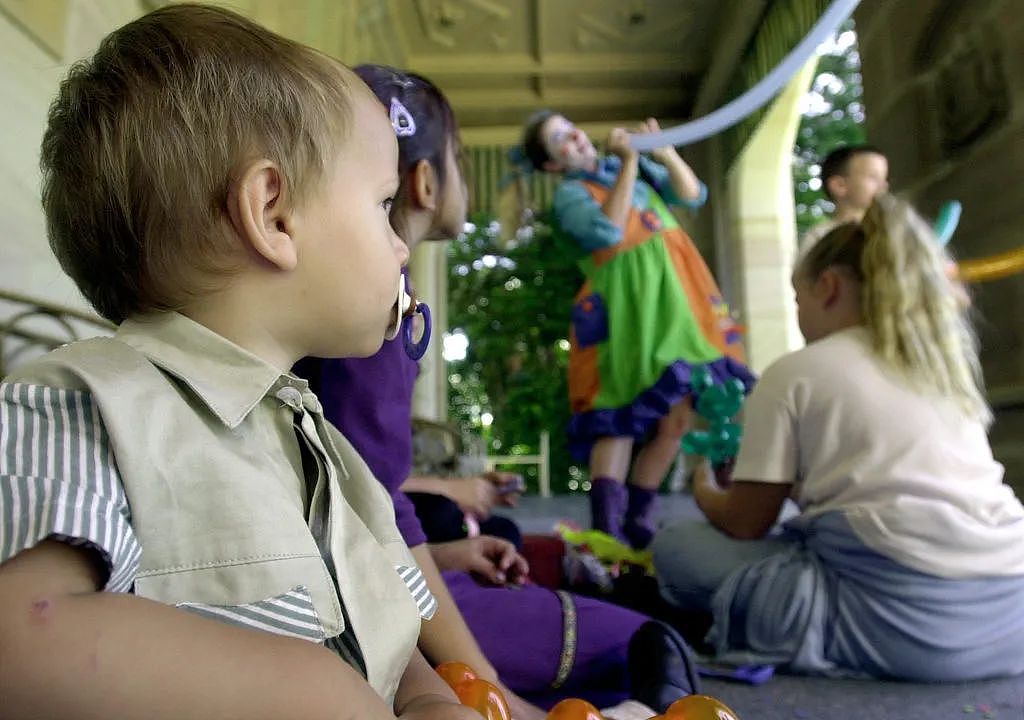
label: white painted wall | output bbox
[0,1,138,313]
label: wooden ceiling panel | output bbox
[219,0,766,144]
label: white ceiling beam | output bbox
[447,86,684,111]
[409,52,697,78]
[460,118,687,147]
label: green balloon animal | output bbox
[680,366,746,465]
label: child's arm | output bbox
[409,544,547,720]
[601,127,640,228]
[691,461,792,539]
[0,540,394,720]
[638,118,707,206]
[393,648,480,720]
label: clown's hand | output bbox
[635,118,679,164]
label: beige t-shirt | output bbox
[733,326,1024,579]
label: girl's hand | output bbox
[444,477,500,519]
[606,127,638,162]
[483,471,524,507]
[690,459,722,509]
[636,117,680,164]
[429,537,529,585]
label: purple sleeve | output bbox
[296,341,428,548]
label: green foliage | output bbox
[446,212,584,494]
[793,24,867,236]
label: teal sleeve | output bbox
[638,155,708,209]
[552,180,623,251]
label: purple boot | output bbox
[589,476,629,543]
[623,483,659,549]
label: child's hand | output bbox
[429,536,529,586]
[483,470,524,507]
[605,127,638,162]
[444,476,500,519]
[690,459,722,502]
[636,117,680,164]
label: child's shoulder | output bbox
[761,328,871,385]
[5,336,143,391]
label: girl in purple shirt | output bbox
[296,66,700,717]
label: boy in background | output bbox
[801,144,889,252]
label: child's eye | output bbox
[382,197,394,213]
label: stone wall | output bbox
[856,0,1024,493]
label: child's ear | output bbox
[818,268,843,306]
[542,159,562,173]
[228,160,297,271]
[411,158,438,211]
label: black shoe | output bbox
[627,620,701,714]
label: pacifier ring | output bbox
[402,301,432,361]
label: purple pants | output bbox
[444,571,648,709]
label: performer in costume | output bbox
[520,112,754,549]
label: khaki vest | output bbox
[9,327,420,704]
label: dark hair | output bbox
[820,144,886,201]
[800,221,867,284]
[40,3,353,323]
[521,109,556,171]
[354,65,460,221]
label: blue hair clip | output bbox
[390,97,416,137]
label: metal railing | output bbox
[485,430,551,498]
[0,289,114,376]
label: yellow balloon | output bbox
[955,246,1024,284]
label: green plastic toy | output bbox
[556,523,653,573]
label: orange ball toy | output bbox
[453,677,512,720]
[665,694,741,720]
[546,697,605,720]
[436,661,477,690]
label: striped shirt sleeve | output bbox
[0,382,140,592]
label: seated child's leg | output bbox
[651,520,795,612]
[478,515,522,550]
[406,492,469,543]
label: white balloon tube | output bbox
[630,0,861,151]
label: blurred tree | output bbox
[793,23,866,236]
[446,212,584,495]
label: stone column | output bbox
[722,58,818,373]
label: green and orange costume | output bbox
[553,155,754,460]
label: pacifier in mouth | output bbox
[385,273,432,361]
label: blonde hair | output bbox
[40,4,354,323]
[799,195,990,424]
